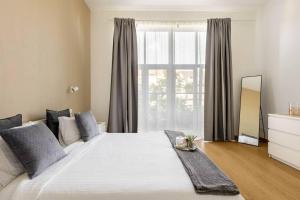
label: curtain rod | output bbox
[135,19,256,23]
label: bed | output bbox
[0,132,244,200]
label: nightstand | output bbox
[97,122,106,132]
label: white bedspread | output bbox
[0,132,243,200]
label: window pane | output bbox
[138,68,142,94]
[175,32,195,64]
[201,67,205,94]
[198,32,206,64]
[137,26,206,137]
[149,70,167,93]
[146,32,169,64]
[175,94,194,130]
[138,68,143,131]
[148,94,168,130]
[138,68,143,109]
[148,69,168,130]
[176,70,194,93]
[137,32,144,64]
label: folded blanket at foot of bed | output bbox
[164,130,240,195]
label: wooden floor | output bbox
[195,141,300,200]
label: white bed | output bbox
[0,132,244,200]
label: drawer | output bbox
[269,115,300,136]
[268,129,300,151]
[268,142,300,170]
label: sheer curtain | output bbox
[137,21,206,137]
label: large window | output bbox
[137,23,206,137]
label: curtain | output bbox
[107,18,138,133]
[204,18,234,141]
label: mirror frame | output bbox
[238,75,262,146]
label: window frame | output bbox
[138,28,205,134]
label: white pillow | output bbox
[58,117,80,146]
[0,123,33,190]
[23,119,46,126]
[0,121,47,190]
[0,137,25,188]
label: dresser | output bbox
[268,114,300,170]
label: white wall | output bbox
[257,0,300,136]
[91,10,259,135]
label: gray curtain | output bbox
[107,18,138,133]
[204,18,234,141]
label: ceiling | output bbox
[85,0,268,11]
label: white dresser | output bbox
[268,114,300,170]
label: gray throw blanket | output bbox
[164,130,240,195]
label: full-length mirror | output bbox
[238,75,262,146]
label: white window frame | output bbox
[138,28,205,135]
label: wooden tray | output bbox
[175,145,197,152]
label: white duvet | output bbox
[0,132,243,200]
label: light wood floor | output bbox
[195,141,300,200]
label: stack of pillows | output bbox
[0,110,100,190]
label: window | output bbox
[137,23,206,137]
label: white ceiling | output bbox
[85,0,268,11]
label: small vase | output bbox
[187,140,193,148]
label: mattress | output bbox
[0,132,244,200]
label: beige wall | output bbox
[256,0,300,137]
[0,0,91,121]
[90,10,259,135]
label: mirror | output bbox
[238,75,262,146]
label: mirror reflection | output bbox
[238,75,262,146]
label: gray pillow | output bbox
[75,111,99,142]
[0,114,22,131]
[46,109,71,139]
[0,123,66,178]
